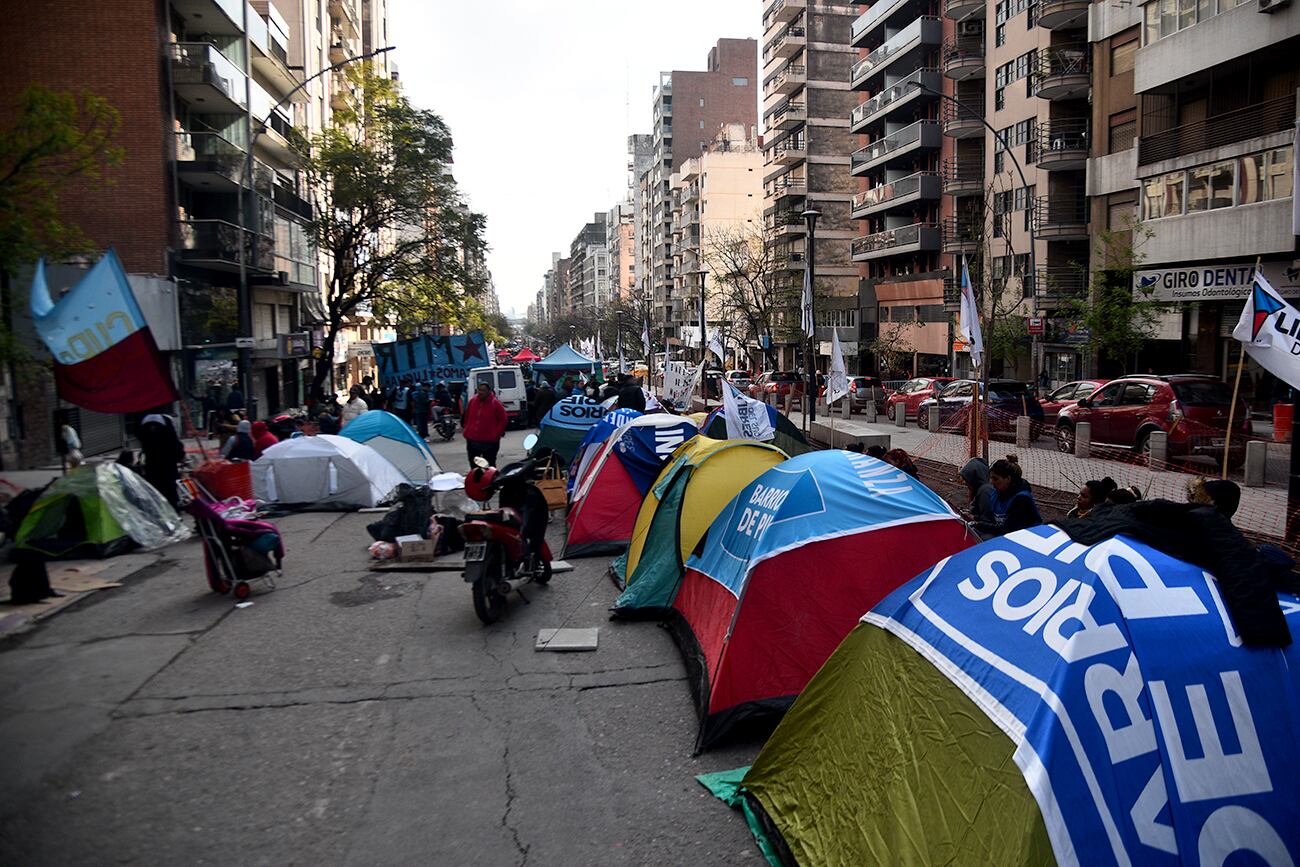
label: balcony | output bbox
[768,100,807,131]
[1037,120,1090,170]
[1038,0,1090,31]
[768,175,808,201]
[1033,46,1090,101]
[272,182,313,221]
[169,42,246,114]
[765,64,808,97]
[851,120,942,175]
[330,76,352,111]
[942,216,983,254]
[329,30,347,64]
[851,171,942,218]
[942,36,985,81]
[850,18,943,91]
[1033,195,1088,240]
[943,158,984,196]
[171,0,244,35]
[943,274,982,309]
[769,137,807,166]
[766,209,806,237]
[763,25,806,66]
[173,132,246,190]
[850,68,942,134]
[176,220,274,273]
[329,0,359,38]
[852,0,922,46]
[944,0,986,22]
[1136,96,1295,166]
[942,99,985,139]
[1035,267,1089,306]
[851,223,941,260]
[763,0,807,28]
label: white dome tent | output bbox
[252,435,407,509]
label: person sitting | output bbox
[221,420,257,461]
[844,442,865,454]
[865,444,888,460]
[250,421,279,457]
[973,455,1042,538]
[1067,478,1117,519]
[1106,485,1141,505]
[959,457,997,527]
[317,408,340,435]
[883,448,919,478]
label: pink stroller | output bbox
[184,496,284,600]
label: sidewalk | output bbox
[0,552,163,639]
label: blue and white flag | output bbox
[1232,269,1300,391]
[959,254,984,369]
[866,526,1300,867]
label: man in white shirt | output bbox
[341,385,369,427]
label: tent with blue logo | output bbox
[706,526,1300,866]
[700,405,812,456]
[563,415,699,558]
[338,410,441,483]
[568,408,642,495]
[673,449,974,749]
[534,394,606,463]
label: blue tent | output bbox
[569,408,643,494]
[534,394,606,462]
[531,343,598,373]
[338,410,441,482]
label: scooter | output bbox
[460,435,554,624]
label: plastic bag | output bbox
[367,540,398,560]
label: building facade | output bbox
[607,201,637,301]
[568,216,610,315]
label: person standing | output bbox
[531,380,558,427]
[137,411,186,507]
[342,385,369,427]
[462,381,507,467]
[391,376,413,422]
[412,381,432,438]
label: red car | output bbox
[1056,374,1250,467]
[884,377,954,421]
[748,371,804,400]
[1039,379,1108,423]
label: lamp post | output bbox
[616,309,625,375]
[802,208,821,425]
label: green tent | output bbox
[701,624,1053,866]
[16,464,190,560]
[702,408,812,458]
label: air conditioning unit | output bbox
[1259,0,1290,13]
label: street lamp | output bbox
[802,207,821,425]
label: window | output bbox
[1122,383,1155,405]
[994,150,1005,173]
[891,306,916,323]
[732,77,748,86]
[1108,110,1137,152]
[996,23,1006,46]
[1267,146,1294,200]
[995,88,1006,111]
[1094,382,1124,407]
[498,371,518,390]
[1111,40,1137,75]
[1186,160,1234,212]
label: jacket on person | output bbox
[341,397,368,426]
[251,421,279,456]
[959,458,997,526]
[1061,501,1294,647]
[222,421,257,461]
[532,385,559,421]
[462,392,507,442]
[974,478,1042,537]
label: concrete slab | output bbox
[535,627,599,652]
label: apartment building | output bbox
[567,217,610,315]
[762,0,861,370]
[642,39,759,339]
[668,124,765,349]
[848,0,955,378]
[627,133,655,302]
[1093,0,1298,387]
[607,201,637,302]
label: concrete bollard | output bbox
[862,405,877,425]
[895,406,907,428]
[1074,421,1091,459]
[1015,415,1031,448]
[1244,440,1267,487]
[1147,430,1168,466]
[927,405,940,432]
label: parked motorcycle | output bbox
[460,434,553,624]
[433,413,457,442]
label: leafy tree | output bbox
[868,321,915,377]
[299,68,487,394]
[703,222,801,370]
[1064,221,1162,374]
[0,84,124,369]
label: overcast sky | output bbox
[388,0,761,318]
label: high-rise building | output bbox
[762,0,861,370]
[643,38,759,339]
[627,133,655,302]
[568,216,610,315]
[607,201,637,301]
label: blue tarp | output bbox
[531,343,598,372]
[866,526,1300,867]
[688,450,958,598]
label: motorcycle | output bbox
[433,413,457,442]
[460,434,553,624]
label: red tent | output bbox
[512,347,541,362]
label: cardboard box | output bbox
[396,536,438,562]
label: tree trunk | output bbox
[311,320,342,398]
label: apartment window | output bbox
[891,306,916,323]
[1187,160,1234,212]
[994,150,1005,173]
[1108,110,1137,151]
[995,88,1006,111]
[1107,197,1136,229]
[1142,171,1185,219]
[1111,39,1137,75]
[732,77,748,86]
[995,23,1006,45]
[699,98,705,107]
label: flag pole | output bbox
[1222,257,1261,478]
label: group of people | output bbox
[319,376,458,439]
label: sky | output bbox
[388,0,761,319]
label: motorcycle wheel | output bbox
[472,551,507,624]
[533,558,552,585]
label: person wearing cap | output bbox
[221,420,257,461]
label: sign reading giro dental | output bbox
[866,525,1300,867]
[1133,261,1300,302]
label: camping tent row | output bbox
[703,526,1300,866]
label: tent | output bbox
[611,437,787,611]
[15,464,190,560]
[534,394,605,463]
[252,434,407,509]
[701,405,811,456]
[672,449,974,749]
[568,408,642,495]
[531,343,598,374]
[709,526,1300,866]
[563,415,699,557]
[338,410,441,483]
[511,347,541,363]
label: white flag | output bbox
[959,255,985,370]
[486,340,497,360]
[641,318,651,356]
[595,330,603,359]
[722,381,775,442]
[825,327,850,407]
[663,361,701,410]
[1232,270,1300,391]
[707,328,726,363]
[801,264,815,339]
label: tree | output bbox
[299,68,487,394]
[702,222,800,371]
[1064,220,1162,375]
[868,321,915,377]
[0,84,124,369]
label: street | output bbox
[0,430,760,866]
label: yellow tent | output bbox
[611,436,787,617]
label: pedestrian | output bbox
[532,380,558,427]
[250,420,279,456]
[137,411,186,507]
[973,455,1042,538]
[317,407,341,435]
[431,381,454,424]
[342,385,369,427]
[1066,478,1116,519]
[883,448,919,478]
[617,382,646,413]
[226,386,245,413]
[462,381,507,468]
[221,419,257,461]
[524,379,537,425]
[1038,369,1050,394]
[412,380,432,438]
[360,375,379,409]
[958,457,996,526]
[391,376,413,422]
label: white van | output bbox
[470,366,527,428]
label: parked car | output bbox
[916,379,1045,432]
[748,371,804,400]
[1039,379,1108,423]
[1055,374,1249,466]
[819,375,887,414]
[884,377,955,421]
[725,370,751,385]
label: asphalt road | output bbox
[0,429,762,865]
